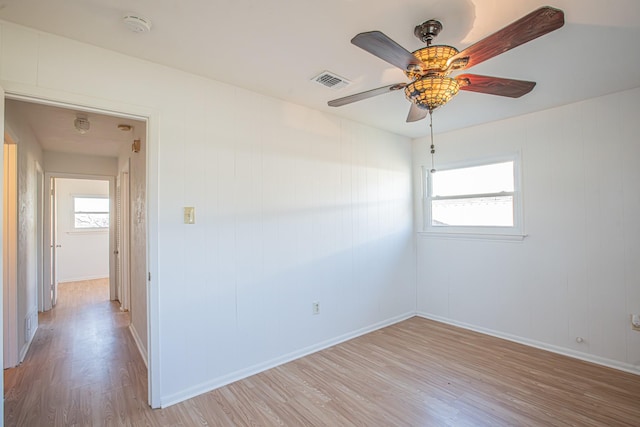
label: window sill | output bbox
[67,229,109,235]
[417,231,527,242]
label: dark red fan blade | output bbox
[351,31,423,71]
[328,83,407,107]
[457,74,536,98]
[447,6,564,70]
[406,103,428,122]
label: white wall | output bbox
[117,128,147,358]
[44,151,117,176]
[0,21,416,406]
[4,101,43,363]
[55,178,109,282]
[413,87,640,373]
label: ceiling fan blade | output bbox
[351,31,423,71]
[447,6,564,70]
[457,74,536,98]
[328,83,407,107]
[406,103,428,122]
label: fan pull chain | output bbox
[429,110,436,173]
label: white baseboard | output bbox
[129,324,148,367]
[160,311,416,408]
[417,312,640,376]
[19,310,39,364]
[18,328,35,363]
[59,274,109,283]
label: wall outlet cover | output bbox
[632,314,640,330]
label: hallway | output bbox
[4,279,148,425]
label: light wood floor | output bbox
[5,280,640,426]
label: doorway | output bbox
[48,177,111,307]
[2,96,152,402]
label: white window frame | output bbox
[72,195,110,231]
[422,154,525,240]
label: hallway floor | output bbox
[4,279,148,426]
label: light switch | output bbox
[184,207,195,224]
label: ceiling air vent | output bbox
[311,71,351,90]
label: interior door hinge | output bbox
[148,272,151,281]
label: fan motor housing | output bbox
[414,20,443,44]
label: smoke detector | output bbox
[74,114,90,134]
[123,14,152,33]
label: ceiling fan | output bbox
[328,6,565,123]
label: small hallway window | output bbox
[73,196,109,229]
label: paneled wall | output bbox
[0,21,415,405]
[159,94,415,404]
[413,87,640,373]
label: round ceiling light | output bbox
[404,76,460,111]
[123,14,152,34]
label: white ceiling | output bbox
[1,0,639,140]
[6,99,144,157]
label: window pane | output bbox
[74,197,109,213]
[75,213,110,228]
[432,196,514,227]
[432,161,514,197]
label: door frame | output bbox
[1,84,160,408]
[35,161,44,312]
[44,174,116,306]
[3,135,18,368]
[117,161,131,311]
[46,175,56,309]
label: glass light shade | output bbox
[406,45,459,80]
[405,76,460,111]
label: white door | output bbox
[115,175,121,302]
[119,166,130,311]
[49,177,59,307]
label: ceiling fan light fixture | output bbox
[407,45,459,79]
[329,6,565,123]
[405,76,460,111]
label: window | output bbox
[73,196,109,229]
[424,157,523,237]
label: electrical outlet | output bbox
[312,301,320,315]
[632,314,640,331]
